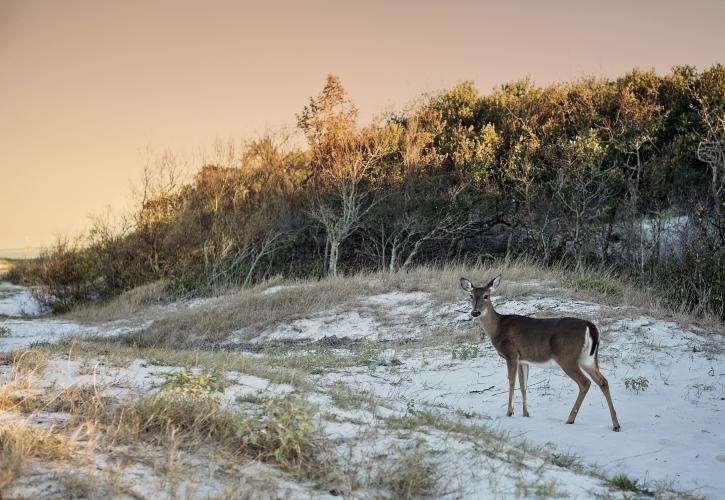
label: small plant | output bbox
[158,370,228,398]
[0,326,9,338]
[451,344,479,360]
[624,376,650,394]
[548,451,582,470]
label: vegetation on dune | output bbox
[0,351,332,493]
[5,65,724,317]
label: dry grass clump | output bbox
[0,383,108,417]
[374,442,444,499]
[65,279,170,323]
[0,351,52,413]
[105,392,223,444]
[0,354,108,417]
[4,350,50,378]
[0,422,84,490]
[48,384,109,419]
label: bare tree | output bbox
[133,148,187,274]
[366,208,471,273]
[309,133,387,276]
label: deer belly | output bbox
[520,359,558,368]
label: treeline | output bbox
[10,65,725,317]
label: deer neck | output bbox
[477,302,501,339]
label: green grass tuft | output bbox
[568,275,624,298]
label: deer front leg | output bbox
[506,358,517,417]
[518,363,530,417]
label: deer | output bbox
[460,276,621,432]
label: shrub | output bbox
[29,239,101,313]
[229,398,320,475]
[107,392,330,479]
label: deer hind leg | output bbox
[506,359,517,417]
[559,362,591,425]
[518,363,530,417]
[581,363,621,432]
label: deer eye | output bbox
[483,294,489,299]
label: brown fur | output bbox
[461,276,621,432]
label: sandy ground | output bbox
[1,278,723,498]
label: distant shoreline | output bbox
[0,248,42,259]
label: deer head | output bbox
[460,276,501,317]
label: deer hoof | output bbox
[613,425,621,432]
[566,419,575,425]
[506,410,514,417]
[523,411,530,417]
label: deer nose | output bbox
[471,309,481,317]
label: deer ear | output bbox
[490,276,501,290]
[460,278,473,292]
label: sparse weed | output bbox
[548,451,583,470]
[624,376,650,394]
[515,476,565,499]
[0,326,10,338]
[116,276,384,349]
[329,382,377,412]
[235,392,268,406]
[58,471,96,498]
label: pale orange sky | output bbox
[1,0,723,253]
